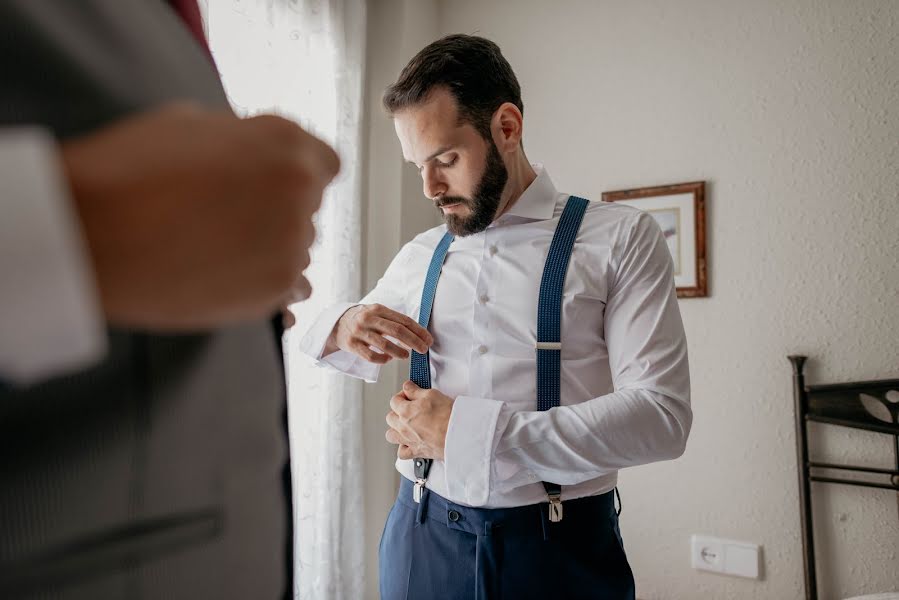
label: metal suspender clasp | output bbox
[413,458,430,503]
[547,490,563,522]
[413,479,426,503]
[535,341,562,351]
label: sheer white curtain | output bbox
[202,1,367,598]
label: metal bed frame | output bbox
[789,356,899,600]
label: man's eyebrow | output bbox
[406,145,455,166]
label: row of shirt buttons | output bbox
[473,242,497,357]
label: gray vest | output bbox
[0,2,289,598]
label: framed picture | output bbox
[602,181,707,298]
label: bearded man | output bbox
[299,34,692,600]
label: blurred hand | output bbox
[282,306,297,330]
[61,103,339,330]
[327,303,432,364]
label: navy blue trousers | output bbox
[379,478,635,600]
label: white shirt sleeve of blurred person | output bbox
[0,128,106,385]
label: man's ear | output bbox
[492,102,523,152]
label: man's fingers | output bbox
[361,330,407,359]
[298,218,316,250]
[373,306,433,349]
[349,340,390,364]
[379,338,409,359]
[371,317,428,354]
[247,113,340,178]
[286,119,341,181]
[401,380,424,398]
[303,133,341,180]
[385,428,404,445]
[281,306,296,329]
[276,276,310,328]
[389,393,409,414]
[245,113,304,144]
[356,331,406,360]
[286,274,312,304]
[341,303,432,364]
[385,430,415,460]
[245,115,339,222]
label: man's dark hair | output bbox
[383,34,523,140]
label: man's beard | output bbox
[434,142,508,237]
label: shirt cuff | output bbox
[0,128,106,384]
[295,302,381,383]
[443,395,505,506]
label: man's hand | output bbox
[282,306,297,329]
[385,381,454,460]
[61,102,339,330]
[327,304,433,364]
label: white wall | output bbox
[431,1,898,599]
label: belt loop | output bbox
[414,487,429,525]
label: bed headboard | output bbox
[788,355,899,600]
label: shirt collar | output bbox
[497,164,559,224]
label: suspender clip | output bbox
[547,491,563,522]
[535,341,562,351]
[413,478,427,503]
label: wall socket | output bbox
[691,535,760,579]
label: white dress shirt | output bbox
[0,129,106,384]
[299,165,691,508]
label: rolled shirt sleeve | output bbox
[0,128,106,384]
[445,210,692,502]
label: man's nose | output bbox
[422,165,447,200]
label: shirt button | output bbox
[448,510,461,522]
[477,345,488,355]
[478,294,489,304]
[489,245,498,256]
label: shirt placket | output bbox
[469,232,497,400]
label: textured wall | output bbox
[433,1,899,599]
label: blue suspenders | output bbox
[535,195,589,520]
[409,232,454,503]
[409,196,591,521]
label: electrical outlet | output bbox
[691,535,760,579]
